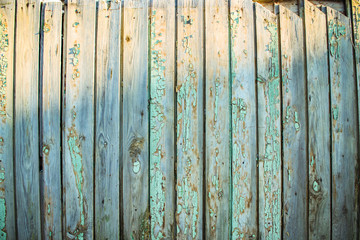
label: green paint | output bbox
[150,10,167,239]
[214,78,220,122]
[43,23,50,33]
[0,13,9,123]
[332,106,339,120]
[69,43,80,80]
[73,22,79,27]
[284,106,300,131]
[313,180,320,192]
[0,198,6,239]
[67,122,85,239]
[328,19,346,59]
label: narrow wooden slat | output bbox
[205,0,230,239]
[149,0,175,239]
[95,1,121,239]
[15,0,41,239]
[122,0,149,238]
[0,1,15,239]
[279,5,307,239]
[326,7,358,239]
[255,3,281,239]
[40,2,62,239]
[176,0,204,238]
[63,0,96,239]
[229,0,257,238]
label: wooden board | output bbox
[176,0,204,238]
[15,0,41,239]
[279,5,307,239]
[205,0,230,238]
[326,7,358,239]
[149,0,175,239]
[304,1,331,239]
[95,1,121,239]
[40,2,63,239]
[0,1,15,239]
[63,0,96,239]
[255,3,281,239]
[122,0,149,239]
[229,0,257,238]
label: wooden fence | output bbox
[0,0,359,239]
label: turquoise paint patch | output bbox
[328,19,346,59]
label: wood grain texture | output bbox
[176,0,204,239]
[63,0,96,239]
[95,1,121,239]
[205,0,230,239]
[40,2,63,239]
[304,1,331,239]
[326,7,358,239]
[229,0,257,238]
[279,5,307,239]
[122,0,149,239]
[0,1,15,239]
[15,0,41,239]
[255,3,282,239]
[149,0,175,239]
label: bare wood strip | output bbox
[0,1,15,239]
[279,5,307,239]
[94,1,121,239]
[176,0,204,238]
[40,2,63,239]
[149,0,176,239]
[229,0,258,238]
[326,7,358,239]
[63,0,96,239]
[255,3,282,239]
[15,0,41,238]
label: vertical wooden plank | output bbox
[255,3,281,239]
[40,2,62,239]
[63,0,96,239]
[176,0,204,238]
[304,1,331,239]
[229,0,257,238]
[95,1,121,239]
[205,0,230,239]
[123,0,149,239]
[279,5,307,239]
[15,0,41,239]
[326,7,358,239]
[0,1,15,239]
[149,0,175,239]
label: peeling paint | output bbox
[284,105,300,131]
[149,9,167,240]
[43,23,50,33]
[69,42,80,80]
[129,136,144,175]
[0,13,9,123]
[328,19,346,59]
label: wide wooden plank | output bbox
[279,5,307,239]
[149,0,175,239]
[176,0,204,238]
[205,0,230,238]
[304,1,331,239]
[15,0,41,239]
[255,3,281,239]
[40,2,63,239]
[0,1,15,239]
[229,0,257,238]
[63,0,96,239]
[122,0,149,239]
[95,1,121,239]
[326,7,358,239]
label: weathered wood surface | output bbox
[149,0,175,239]
[15,0,41,239]
[255,3,281,239]
[326,7,358,239]
[205,0,230,239]
[0,1,15,239]
[229,0,257,238]
[279,5,307,239]
[63,0,96,239]
[122,0,149,239]
[40,2,62,239]
[304,1,331,239]
[95,1,121,239]
[176,0,204,239]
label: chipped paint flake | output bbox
[0,14,9,123]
